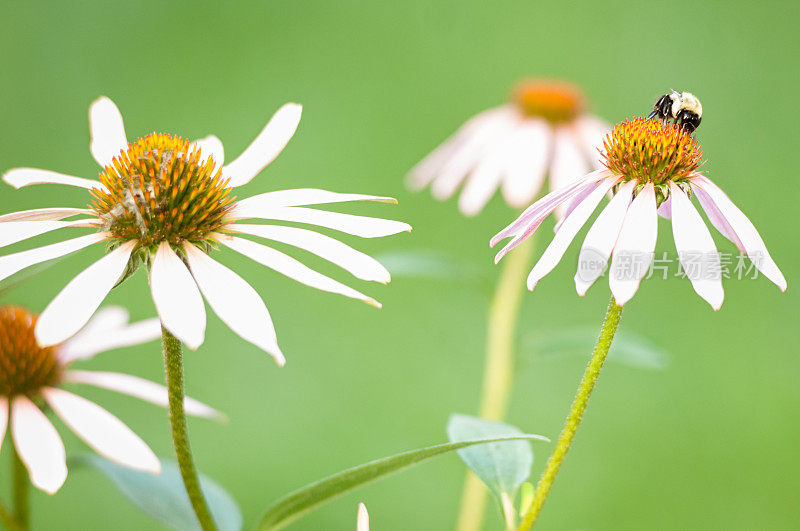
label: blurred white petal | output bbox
[59,318,161,363]
[500,119,551,208]
[10,396,67,494]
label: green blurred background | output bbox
[1,1,798,529]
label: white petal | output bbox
[183,243,284,365]
[10,396,67,494]
[0,207,92,223]
[357,503,369,531]
[549,125,590,194]
[3,168,105,191]
[575,180,636,296]
[230,206,411,238]
[670,182,724,310]
[0,397,7,456]
[500,119,551,208]
[0,219,97,249]
[691,176,785,291]
[573,115,611,170]
[150,242,206,349]
[527,178,617,290]
[223,103,302,187]
[42,388,159,474]
[234,189,397,213]
[692,182,743,250]
[406,122,472,191]
[59,318,162,363]
[553,179,605,233]
[609,182,658,305]
[35,241,135,347]
[64,370,224,420]
[0,232,108,284]
[457,125,520,216]
[430,106,519,200]
[218,234,379,307]
[227,224,389,283]
[190,135,225,167]
[89,97,128,168]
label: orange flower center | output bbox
[0,306,61,397]
[602,117,703,185]
[89,133,236,250]
[511,80,585,122]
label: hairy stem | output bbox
[456,236,536,531]
[517,297,623,530]
[162,326,217,531]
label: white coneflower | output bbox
[0,305,218,494]
[1,97,411,365]
[407,79,609,216]
[492,117,786,308]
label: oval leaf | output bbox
[447,414,533,505]
[257,434,548,530]
[72,454,242,531]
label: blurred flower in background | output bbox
[407,79,609,216]
[0,97,411,365]
[0,305,219,493]
[492,117,787,308]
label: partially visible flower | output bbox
[0,305,219,493]
[407,79,610,216]
[1,98,411,364]
[491,117,786,308]
[357,503,369,531]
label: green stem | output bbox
[12,442,28,530]
[162,326,218,531]
[517,296,623,530]
[455,236,536,531]
[0,500,21,531]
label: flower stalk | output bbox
[162,326,217,531]
[517,296,623,530]
[12,442,29,530]
[456,235,536,531]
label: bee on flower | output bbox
[491,117,786,309]
[0,305,219,494]
[407,79,610,216]
[0,97,411,364]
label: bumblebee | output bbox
[647,90,702,133]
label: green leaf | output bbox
[372,249,487,284]
[257,434,549,531]
[524,327,669,370]
[72,454,242,531]
[447,414,533,508]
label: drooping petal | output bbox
[691,175,786,290]
[233,189,397,214]
[231,206,411,238]
[527,178,617,290]
[183,243,284,365]
[58,318,161,363]
[223,103,302,187]
[42,388,159,474]
[190,135,225,167]
[406,122,472,191]
[0,397,7,454]
[670,182,724,310]
[0,232,108,283]
[692,182,743,250]
[35,241,135,347]
[0,207,92,223]
[3,168,105,191]
[549,125,590,194]
[218,234,379,307]
[228,224,390,283]
[575,180,636,296]
[150,242,206,349]
[609,182,658,305]
[500,119,551,208]
[457,125,519,216]
[573,115,611,170]
[430,107,519,200]
[0,219,97,249]
[10,396,67,494]
[89,97,128,168]
[357,503,369,531]
[63,370,223,420]
[491,169,609,248]
[554,178,606,232]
